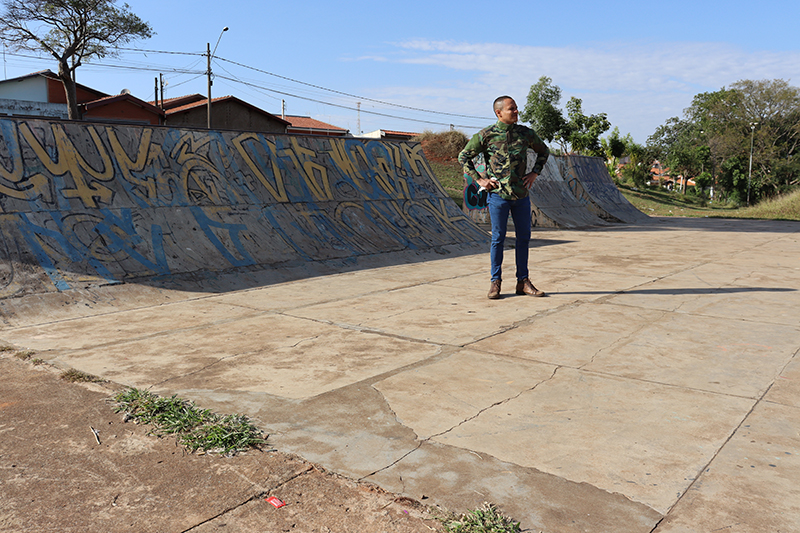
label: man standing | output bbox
[459,96,550,299]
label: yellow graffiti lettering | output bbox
[232,133,288,203]
[106,127,157,200]
[407,198,471,240]
[0,126,50,202]
[334,201,409,245]
[28,123,115,207]
[19,123,69,175]
[384,200,422,239]
[373,154,409,199]
[0,172,49,203]
[401,142,428,176]
[286,138,332,202]
[171,132,226,204]
[326,140,372,194]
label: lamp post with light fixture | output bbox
[207,26,229,129]
[747,122,757,206]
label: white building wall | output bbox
[0,99,69,118]
[0,77,49,102]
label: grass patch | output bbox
[438,502,521,533]
[620,185,800,220]
[61,368,106,383]
[14,350,36,361]
[422,152,800,222]
[427,159,465,208]
[113,388,266,455]
[734,188,800,220]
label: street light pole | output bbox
[747,122,757,206]
[207,26,229,129]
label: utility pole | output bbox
[207,27,229,130]
[357,102,361,135]
[206,42,212,129]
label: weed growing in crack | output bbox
[61,368,106,383]
[438,502,522,533]
[14,350,36,361]
[113,388,266,456]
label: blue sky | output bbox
[4,0,800,143]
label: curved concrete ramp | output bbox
[560,155,650,224]
[0,118,488,298]
[462,154,607,228]
[528,156,607,228]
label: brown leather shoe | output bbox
[516,278,545,297]
[488,279,501,299]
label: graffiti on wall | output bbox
[0,118,487,294]
[560,155,649,224]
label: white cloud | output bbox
[374,39,800,142]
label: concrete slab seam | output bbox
[179,463,315,533]
[360,366,561,483]
[18,309,278,358]
[652,375,785,531]
[280,312,450,349]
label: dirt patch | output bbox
[0,355,441,532]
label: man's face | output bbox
[496,98,519,124]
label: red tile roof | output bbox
[382,130,418,138]
[81,93,165,116]
[283,115,347,133]
[164,95,290,125]
[154,94,206,110]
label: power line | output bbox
[214,55,488,121]
[213,73,484,129]
[4,48,489,129]
[118,46,489,121]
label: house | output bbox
[282,115,349,137]
[361,129,418,141]
[0,70,107,119]
[81,92,165,126]
[162,94,290,133]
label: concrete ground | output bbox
[1,216,799,532]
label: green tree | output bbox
[647,79,800,203]
[519,76,565,144]
[0,0,153,119]
[600,126,627,179]
[619,141,652,189]
[521,76,610,155]
[563,96,610,156]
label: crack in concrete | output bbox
[578,309,671,370]
[360,366,561,482]
[650,346,800,533]
[151,351,250,389]
[180,464,315,532]
[426,365,561,441]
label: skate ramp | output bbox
[462,153,607,228]
[560,154,650,223]
[0,117,488,298]
[528,156,607,228]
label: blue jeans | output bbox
[487,193,531,282]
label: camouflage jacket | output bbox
[458,121,550,200]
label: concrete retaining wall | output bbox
[0,118,488,298]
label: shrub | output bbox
[414,130,469,162]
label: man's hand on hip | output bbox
[523,172,538,189]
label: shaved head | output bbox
[493,95,513,113]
